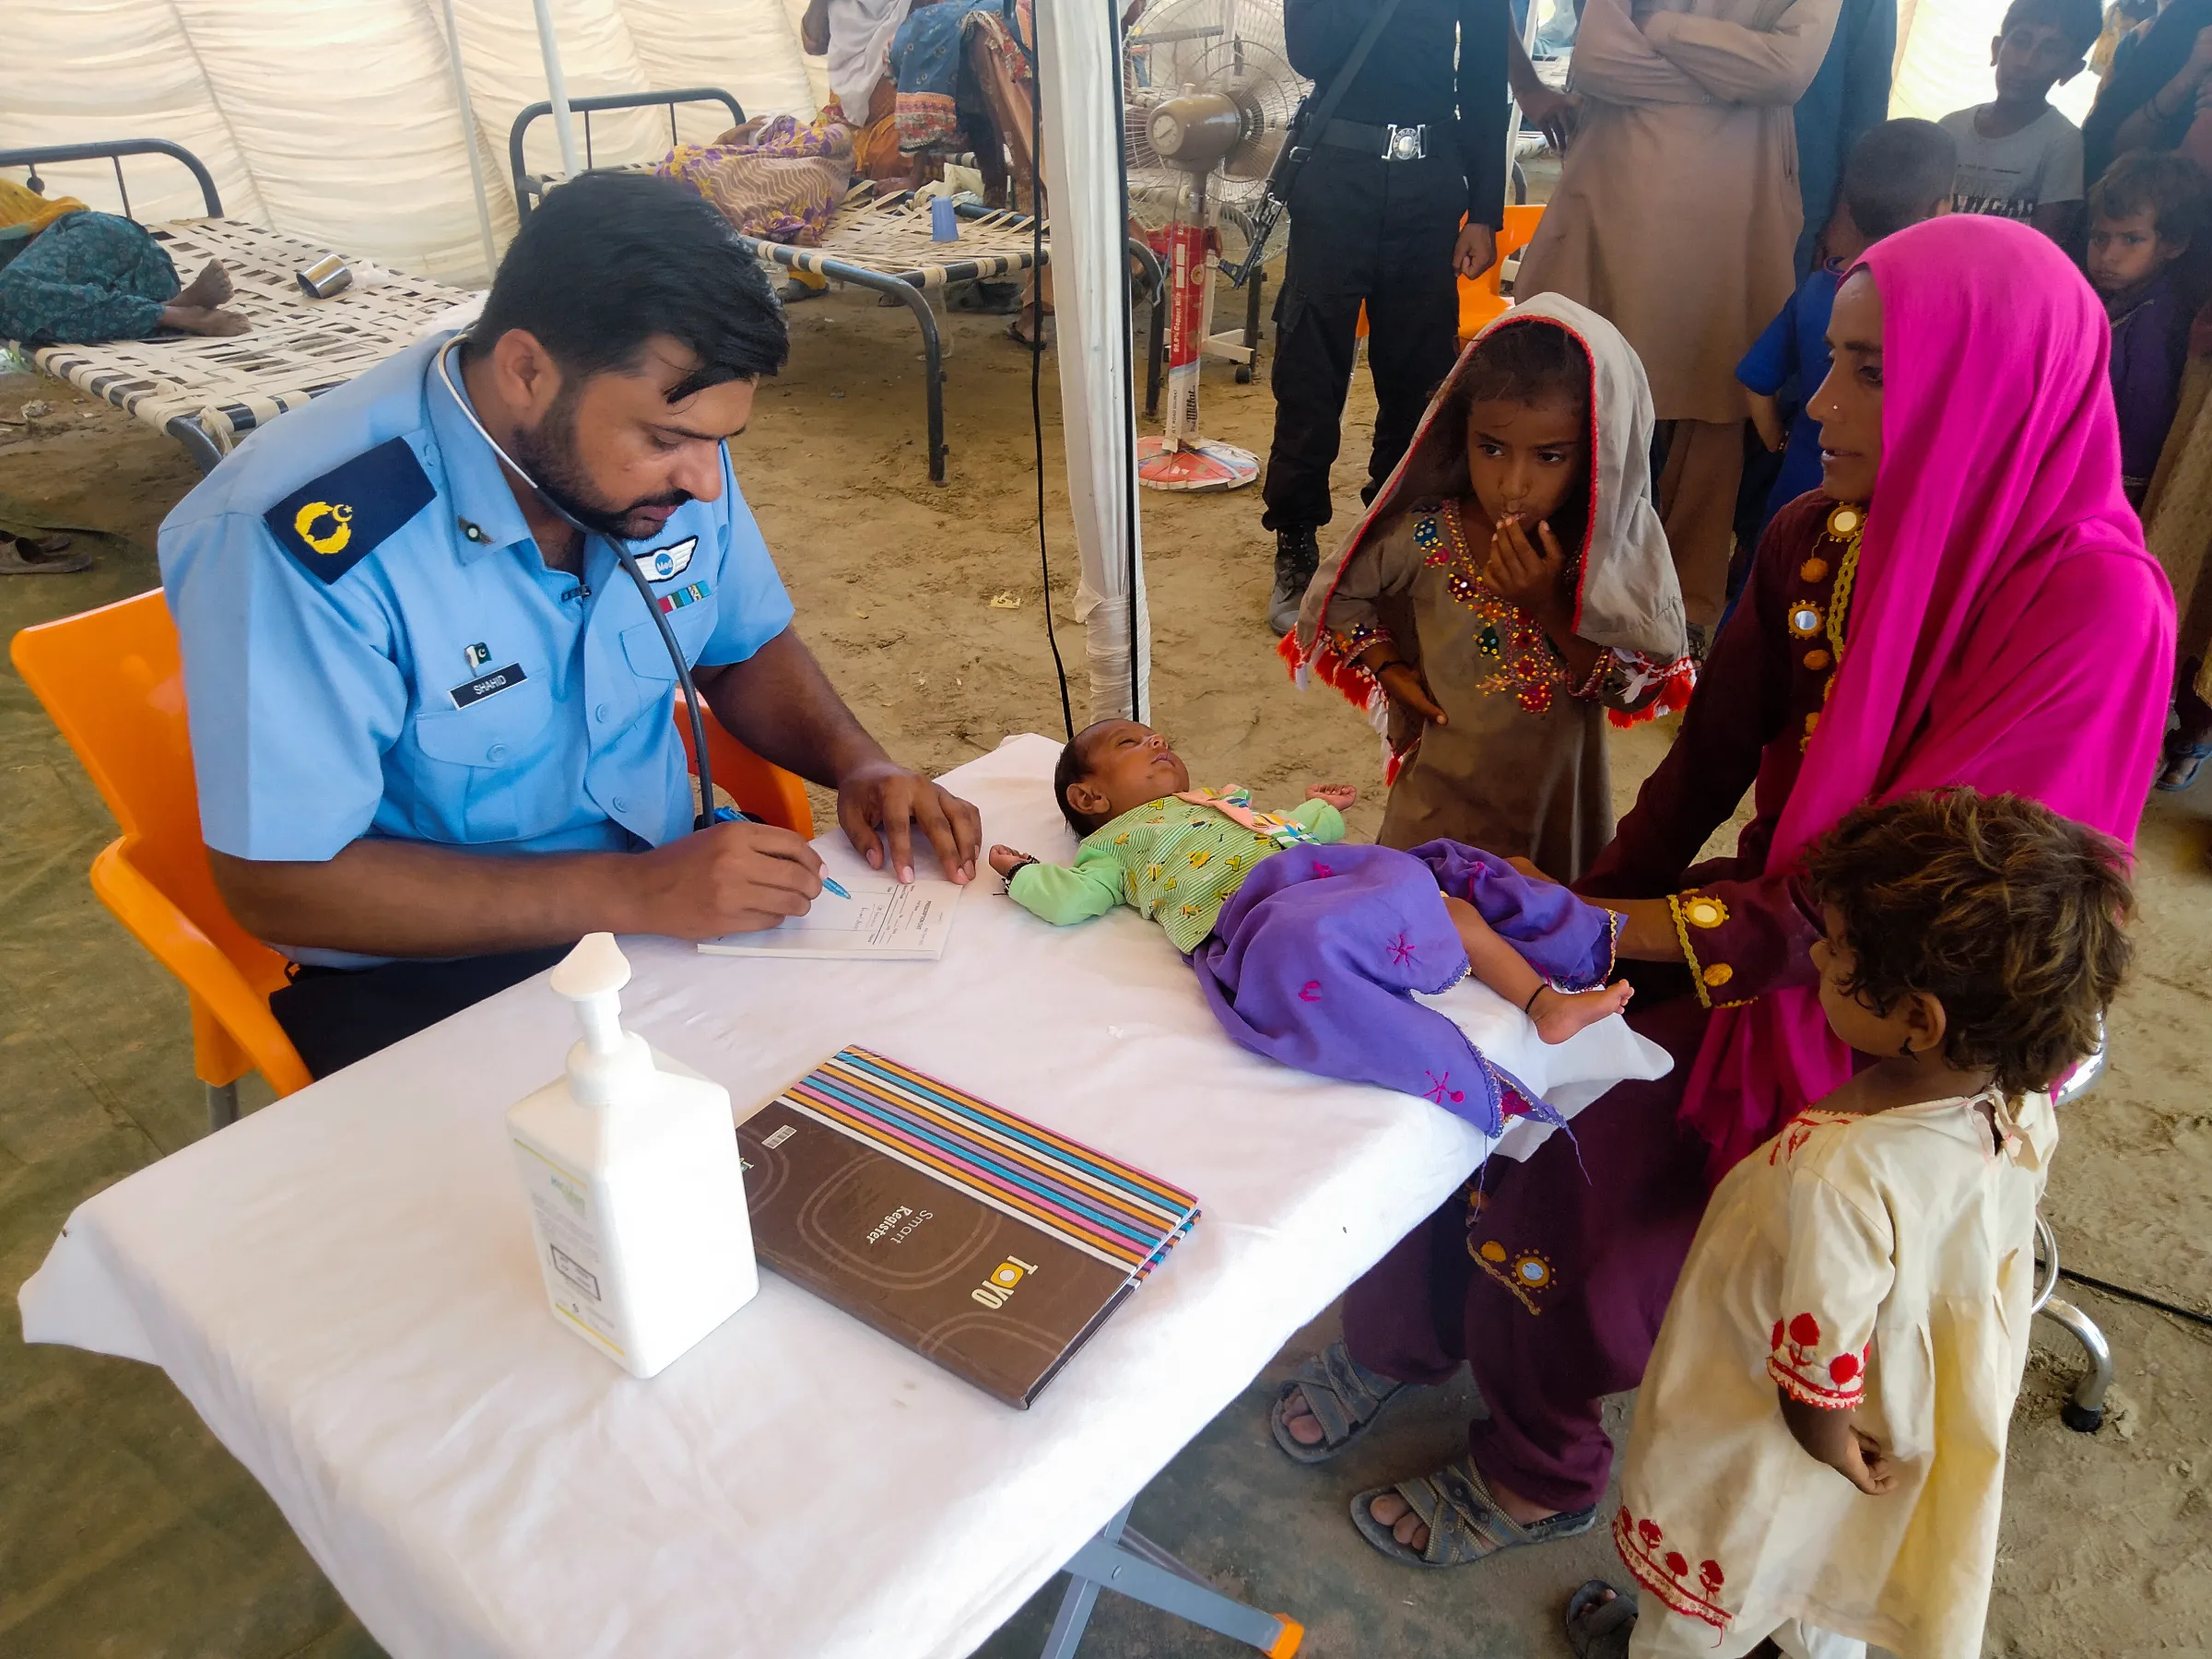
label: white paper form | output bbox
[694,877,964,960]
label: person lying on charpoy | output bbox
[986,720,1633,1135]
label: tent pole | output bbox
[437,0,500,279]
[530,0,585,181]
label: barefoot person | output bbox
[0,180,248,343]
[990,721,1631,1132]
[159,174,980,1079]
[1273,215,2171,1572]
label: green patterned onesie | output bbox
[1007,789,1347,953]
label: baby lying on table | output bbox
[987,721,1631,1134]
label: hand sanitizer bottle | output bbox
[507,934,759,1377]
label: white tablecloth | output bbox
[21,735,1668,1659]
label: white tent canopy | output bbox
[2,0,821,287]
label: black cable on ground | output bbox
[2056,1266,2212,1332]
[1013,0,1076,742]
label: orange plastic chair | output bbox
[13,590,814,1133]
[1351,203,1547,347]
[1456,203,1547,342]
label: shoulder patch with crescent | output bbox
[264,437,436,584]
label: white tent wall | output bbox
[1891,0,2099,124]
[5,0,818,288]
[1038,0,1152,724]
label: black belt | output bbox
[1315,118,1434,159]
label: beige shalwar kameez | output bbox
[1516,0,1844,625]
[1616,1089,2054,1659]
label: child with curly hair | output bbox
[1567,789,2132,1659]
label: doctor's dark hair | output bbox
[471,172,788,399]
[1843,120,1959,244]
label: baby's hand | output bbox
[988,844,1033,878]
[1306,783,1359,811]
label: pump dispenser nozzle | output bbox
[550,934,650,1105]
[552,933,632,1055]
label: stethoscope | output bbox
[436,335,719,832]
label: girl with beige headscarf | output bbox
[1285,293,1694,881]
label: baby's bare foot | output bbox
[1529,981,1631,1044]
[176,260,234,309]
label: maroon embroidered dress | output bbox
[1338,490,1855,1512]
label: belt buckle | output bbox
[1382,124,1427,161]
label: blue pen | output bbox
[822,876,853,900]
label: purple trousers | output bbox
[1189,841,1618,1136]
[1341,991,1714,1512]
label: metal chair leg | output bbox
[1040,1502,1302,1657]
[2038,1297,2113,1433]
[2032,1212,2113,1432]
[206,1080,239,1133]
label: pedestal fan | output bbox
[1124,1,1303,491]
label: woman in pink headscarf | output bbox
[1271,215,2172,1572]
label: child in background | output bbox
[1283,294,1691,883]
[2087,149,2208,506]
[1939,0,2104,241]
[1563,790,2132,1659]
[988,720,1633,1133]
[1737,121,1957,555]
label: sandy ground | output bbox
[2,276,2209,1656]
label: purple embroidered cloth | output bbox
[1189,841,1617,1135]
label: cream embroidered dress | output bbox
[1614,1089,2055,1658]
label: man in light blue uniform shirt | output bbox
[159,174,980,1077]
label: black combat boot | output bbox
[1268,524,1321,636]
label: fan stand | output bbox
[1138,176,1260,492]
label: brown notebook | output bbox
[736,1047,1200,1408]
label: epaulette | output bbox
[264,437,436,583]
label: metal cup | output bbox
[296,254,352,299]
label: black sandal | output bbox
[1565,1580,1637,1657]
[1267,1338,1407,1464]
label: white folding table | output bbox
[20,735,1667,1659]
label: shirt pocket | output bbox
[410,673,557,844]
[618,604,719,684]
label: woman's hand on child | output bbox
[988,844,1032,878]
[1305,783,1359,811]
[1483,515,1570,621]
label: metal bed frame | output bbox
[0,139,477,472]
[506,88,1166,485]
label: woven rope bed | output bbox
[28,218,477,473]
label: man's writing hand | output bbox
[840,759,983,885]
[631,820,824,937]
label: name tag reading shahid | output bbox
[449,663,528,710]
